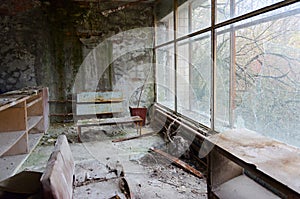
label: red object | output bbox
[129,107,147,126]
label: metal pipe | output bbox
[48,100,74,103]
[155,106,207,140]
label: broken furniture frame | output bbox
[0,88,49,157]
[207,129,300,199]
[0,135,75,199]
[75,91,143,142]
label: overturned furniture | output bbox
[0,135,74,199]
[40,135,75,198]
[75,91,143,142]
[0,134,133,198]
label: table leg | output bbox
[139,121,142,136]
[77,126,82,143]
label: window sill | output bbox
[208,128,300,197]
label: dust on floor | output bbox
[21,123,207,199]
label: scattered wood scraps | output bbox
[149,148,204,179]
[112,131,158,143]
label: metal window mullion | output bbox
[217,7,300,36]
[188,2,193,111]
[229,0,236,128]
[154,27,212,49]
[174,0,178,112]
[153,6,158,104]
[215,0,299,29]
[211,0,217,131]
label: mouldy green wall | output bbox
[0,0,154,122]
[0,1,51,93]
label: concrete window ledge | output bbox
[207,129,300,198]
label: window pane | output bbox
[176,34,211,126]
[217,0,283,23]
[156,45,175,110]
[177,41,190,114]
[178,2,189,38]
[216,31,231,131]
[191,0,211,32]
[191,34,211,127]
[155,1,174,45]
[216,3,300,147]
[177,0,211,37]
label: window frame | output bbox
[154,0,299,133]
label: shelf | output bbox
[213,175,280,199]
[0,131,27,157]
[0,96,28,112]
[26,96,42,108]
[0,88,48,168]
[27,116,43,131]
[0,133,43,181]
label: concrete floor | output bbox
[20,123,207,199]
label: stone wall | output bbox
[0,0,155,122]
[0,0,50,93]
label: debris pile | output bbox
[167,135,190,159]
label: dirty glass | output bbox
[156,45,175,110]
[176,0,211,38]
[216,3,300,147]
[215,30,230,130]
[217,0,282,23]
[177,2,189,38]
[177,40,190,113]
[176,34,211,126]
[155,0,174,45]
[191,0,211,32]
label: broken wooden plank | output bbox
[119,177,132,199]
[112,131,157,143]
[109,194,121,199]
[75,176,118,187]
[150,148,204,179]
[40,135,75,199]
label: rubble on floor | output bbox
[21,123,208,198]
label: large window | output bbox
[155,0,300,148]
